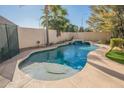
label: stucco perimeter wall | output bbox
[74,32,111,41]
[48,30,73,44]
[18,27,73,49]
[18,27,111,49]
[18,27,46,49]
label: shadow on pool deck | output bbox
[0,42,70,88]
[0,48,33,87]
[0,57,18,87]
[88,62,124,81]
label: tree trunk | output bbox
[57,30,61,37]
[45,5,49,46]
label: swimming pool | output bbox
[19,41,97,80]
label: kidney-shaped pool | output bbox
[19,41,97,80]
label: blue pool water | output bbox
[19,41,97,80]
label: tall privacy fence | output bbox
[18,27,73,49]
[18,27,111,49]
[0,24,19,63]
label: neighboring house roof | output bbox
[0,16,16,25]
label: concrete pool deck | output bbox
[0,41,124,88]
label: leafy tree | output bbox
[65,24,78,32]
[84,27,92,32]
[109,6,124,38]
[87,5,124,38]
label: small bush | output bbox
[36,40,40,47]
[110,38,124,50]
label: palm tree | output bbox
[41,5,68,44]
[48,16,69,36]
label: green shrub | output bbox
[110,38,124,50]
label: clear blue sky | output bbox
[0,5,91,28]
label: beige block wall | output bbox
[18,27,46,49]
[18,27,111,49]
[18,27,73,49]
[49,30,73,44]
[74,32,111,41]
